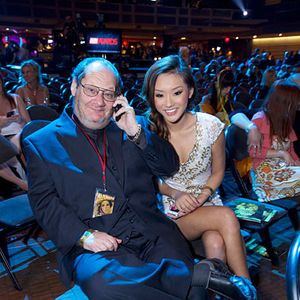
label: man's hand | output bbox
[112,95,139,137]
[83,231,122,252]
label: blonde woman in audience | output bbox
[142,55,251,280]
[16,59,49,106]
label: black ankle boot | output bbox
[192,258,256,300]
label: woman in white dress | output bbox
[0,74,30,190]
[142,55,251,280]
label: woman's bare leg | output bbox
[202,230,226,262]
[0,164,28,191]
[175,206,250,279]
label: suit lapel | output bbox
[106,121,125,190]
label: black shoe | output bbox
[192,258,256,300]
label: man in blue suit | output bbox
[23,58,255,299]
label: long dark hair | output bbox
[210,68,234,112]
[263,79,300,142]
[0,74,16,109]
[141,55,197,140]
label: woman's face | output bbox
[220,86,231,97]
[101,200,112,214]
[153,72,193,124]
[22,65,37,83]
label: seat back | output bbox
[225,124,252,198]
[234,91,253,108]
[26,104,59,121]
[20,120,51,149]
[225,124,249,161]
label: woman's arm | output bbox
[206,131,225,191]
[230,112,262,155]
[196,131,225,206]
[16,95,30,124]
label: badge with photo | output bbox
[93,188,115,217]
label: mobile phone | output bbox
[6,111,15,117]
[113,104,125,122]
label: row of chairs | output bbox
[0,120,51,290]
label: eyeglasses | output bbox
[80,82,118,102]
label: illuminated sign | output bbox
[85,29,122,53]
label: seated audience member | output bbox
[236,63,249,82]
[249,80,300,201]
[179,46,191,67]
[256,67,277,100]
[0,73,30,190]
[201,68,235,126]
[142,55,252,281]
[23,57,256,300]
[16,59,49,106]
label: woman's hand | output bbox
[173,190,199,215]
[196,191,211,207]
[0,114,19,128]
[0,115,10,128]
[247,126,262,156]
[279,150,298,166]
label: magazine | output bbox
[227,200,277,223]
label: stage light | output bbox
[243,10,248,16]
[253,35,257,39]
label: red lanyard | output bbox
[72,115,107,191]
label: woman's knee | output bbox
[220,207,241,232]
[202,231,225,254]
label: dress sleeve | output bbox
[205,114,225,145]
